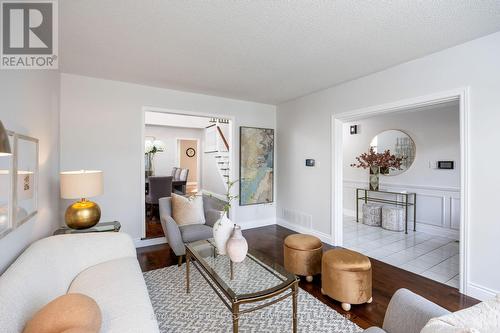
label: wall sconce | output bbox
[350,125,358,135]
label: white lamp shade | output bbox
[60,170,103,199]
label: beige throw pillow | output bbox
[171,193,206,226]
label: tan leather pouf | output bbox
[321,248,372,311]
[283,234,322,282]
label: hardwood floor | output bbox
[145,216,164,238]
[137,224,479,329]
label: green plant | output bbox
[207,178,239,215]
[223,179,239,214]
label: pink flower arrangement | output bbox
[351,147,403,173]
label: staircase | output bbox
[206,123,231,192]
[214,151,230,190]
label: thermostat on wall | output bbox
[305,159,315,167]
[437,161,454,169]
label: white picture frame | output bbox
[13,133,39,227]
[0,131,15,239]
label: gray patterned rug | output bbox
[143,265,362,333]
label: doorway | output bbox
[141,108,235,242]
[331,88,470,294]
[177,138,200,195]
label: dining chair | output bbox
[145,176,173,220]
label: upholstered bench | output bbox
[321,248,372,311]
[283,234,323,282]
[362,203,382,226]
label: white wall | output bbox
[277,31,500,299]
[343,105,460,238]
[0,71,60,273]
[145,125,203,182]
[60,74,277,244]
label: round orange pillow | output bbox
[23,293,101,333]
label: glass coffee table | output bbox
[186,239,299,333]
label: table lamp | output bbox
[60,170,103,229]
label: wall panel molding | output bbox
[344,179,460,239]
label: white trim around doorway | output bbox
[330,88,470,296]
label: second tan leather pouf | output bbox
[283,234,323,282]
[321,248,372,311]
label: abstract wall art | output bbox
[239,127,274,206]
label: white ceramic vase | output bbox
[226,225,248,263]
[213,212,233,255]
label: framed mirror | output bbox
[370,130,416,176]
[14,134,38,227]
[0,132,15,238]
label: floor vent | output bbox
[282,208,312,229]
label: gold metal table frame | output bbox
[356,188,417,234]
[186,240,299,333]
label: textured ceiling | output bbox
[60,1,500,104]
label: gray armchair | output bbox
[363,288,450,333]
[159,194,225,265]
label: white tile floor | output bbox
[343,217,460,288]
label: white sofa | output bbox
[0,233,160,333]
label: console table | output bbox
[356,188,416,234]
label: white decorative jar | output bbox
[226,225,248,263]
[213,212,234,255]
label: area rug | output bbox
[143,265,362,333]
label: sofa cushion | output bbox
[68,257,159,333]
[171,193,206,226]
[0,233,137,333]
[179,224,213,243]
[23,293,101,333]
[421,294,500,333]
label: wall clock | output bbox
[186,148,196,157]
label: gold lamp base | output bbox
[65,199,101,229]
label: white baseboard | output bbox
[239,218,276,230]
[466,282,498,301]
[134,237,167,248]
[277,218,333,245]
